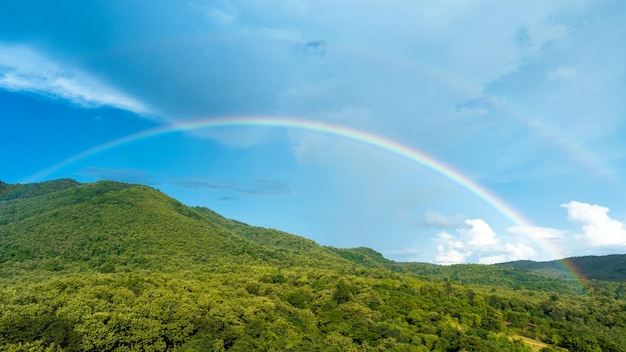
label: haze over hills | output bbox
[1,179,626,351]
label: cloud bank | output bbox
[433,200,626,265]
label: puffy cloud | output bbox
[562,201,626,246]
[478,243,537,264]
[504,243,538,260]
[435,232,471,265]
[479,243,537,264]
[435,218,539,265]
[462,219,500,247]
[436,247,470,266]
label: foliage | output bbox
[0,179,80,202]
[1,179,626,351]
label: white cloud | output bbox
[478,243,538,264]
[435,218,539,265]
[505,242,537,260]
[478,255,508,265]
[436,232,471,265]
[479,243,537,264]
[562,201,626,246]
[0,43,149,114]
[508,226,567,239]
[462,219,500,247]
[547,66,577,81]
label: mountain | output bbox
[497,254,626,282]
[0,179,368,277]
[1,179,626,351]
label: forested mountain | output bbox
[1,179,626,351]
[0,178,80,202]
[497,255,626,282]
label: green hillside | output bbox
[1,179,626,351]
[0,178,80,202]
[1,180,256,277]
[0,180,369,277]
[498,255,626,282]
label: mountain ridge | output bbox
[0,178,80,202]
[497,254,626,282]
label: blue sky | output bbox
[2,0,626,264]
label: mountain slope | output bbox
[0,180,366,277]
[0,180,253,275]
[192,206,352,268]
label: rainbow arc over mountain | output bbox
[26,116,587,287]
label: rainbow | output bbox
[25,116,530,224]
[23,116,588,287]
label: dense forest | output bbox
[1,179,626,351]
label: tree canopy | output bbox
[1,179,625,351]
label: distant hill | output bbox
[497,254,626,282]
